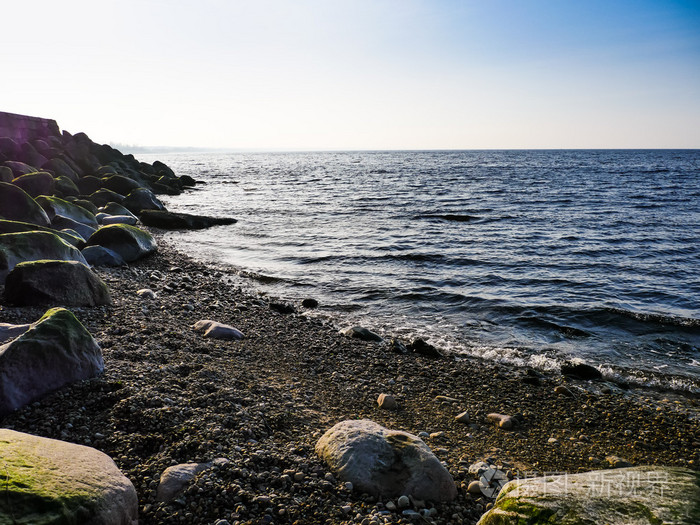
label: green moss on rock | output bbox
[0,429,138,525]
[477,467,700,525]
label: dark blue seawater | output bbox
[141,150,700,392]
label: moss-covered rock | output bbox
[81,245,126,267]
[88,188,126,207]
[123,187,165,214]
[476,466,700,525]
[99,202,136,219]
[3,160,37,178]
[0,231,88,280]
[35,195,98,228]
[0,219,84,247]
[0,429,138,525]
[75,175,102,195]
[12,171,55,198]
[0,307,103,416]
[42,157,79,182]
[101,174,141,195]
[54,175,80,198]
[86,224,156,262]
[0,181,51,226]
[4,260,111,307]
[139,210,237,230]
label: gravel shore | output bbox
[1,234,698,525]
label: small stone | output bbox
[429,431,445,440]
[402,509,420,518]
[385,501,397,512]
[301,298,318,308]
[294,472,305,482]
[548,437,559,444]
[486,413,517,430]
[341,505,352,515]
[377,393,398,410]
[606,455,633,468]
[344,481,353,491]
[136,288,156,300]
[398,495,410,508]
[467,480,483,494]
[554,385,575,397]
[417,431,430,439]
[455,411,470,424]
[434,395,458,403]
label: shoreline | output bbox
[2,232,698,524]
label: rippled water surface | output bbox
[141,150,700,391]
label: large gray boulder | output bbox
[0,231,88,280]
[86,224,157,262]
[100,202,137,219]
[0,181,51,226]
[12,171,55,198]
[81,245,126,267]
[0,429,138,525]
[123,187,165,214]
[4,260,112,306]
[51,214,97,240]
[37,195,99,227]
[0,307,104,415]
[0,218,84,247]
[316,419,457,501]
[3,160,37,178]
[42,157,80,182]
[88,189,126,207]
[140,210,237,230]
[101,174,141,195]
[476,466,700,525]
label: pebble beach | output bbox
[2,232,698,525]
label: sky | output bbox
[2,0,699,150]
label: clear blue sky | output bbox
[2,0,698,149]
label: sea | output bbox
[139,150,700,393]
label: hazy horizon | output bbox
[3,1,699,150]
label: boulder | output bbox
[0,182,51,226]
[0,429,138,525]
[3,160,37,178]
[408,338,443,358]
[51,215,97,240]
[123,187,165,214]
[88,189,126,207]
[73,198,100,215]
[316,420,457,501]
[54,175,81,197]
[82,245,126,267]
[19,142,48,168]
[36,195,99,228]
[11,171,55,198]
[42,157,80,182]
[139,210,238,230]
[560,361,603,380]
[100,202,137,219]
[76,175,103,195]
[0,138,22,160]
[86,224,156,262]
[156,459,228,503]
[0,219,84,247]
[0,165,13,182]
[101,214,138,226]
[340,326,383,342]
[4,260,111,306]
[96,165,118,176]
[0,322,31,343]
[0,231,87,280]
[101,174,142,195]
[193,319,244,340]
[179,174,197,187]
[153,159,175,177]
[476,466,700,525]
[0,307,103,415]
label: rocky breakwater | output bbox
[0,111,236,523]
